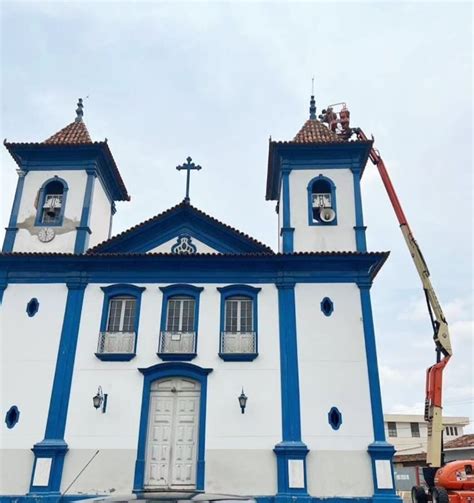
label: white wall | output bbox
[62,282,281,495]
[288,168,357,252]
[0,284,68,493]
[296,283,374,496]
[148,237,219,254]
[13,170,87,253]
[87,177,113,249]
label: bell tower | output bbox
[266,95,372,253]
[2,99,130,253]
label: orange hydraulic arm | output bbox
[354,127,452,468]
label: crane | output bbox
[318,104,473,503]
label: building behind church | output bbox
[0,97,400,503]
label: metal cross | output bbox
[176,156,202,203]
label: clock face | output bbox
[38,227,55,243]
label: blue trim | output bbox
[217,285,260,361]
[219,352,258,361]
[133,362,213,491]
[96,284,146,360]
[358,281,398,498]
[256,498,393,503]
[74,171,97,254]
[352,168,367,252]
[95,352,136,361]
[328,406,343,430]
[29,278,87,494]
[0,495,102,502]
[266,141,372,201]
[158,352,197,361]
[320,297,334,316]
[5,143,129,202]
[307,175,338,226]
[273,442,310,502]
[26,298,39,317]
[93,204,271,254]
[281,170,294,253]
[0,253,389,287]
[274,282,309,498]
[158,284,203,360]
[0,275,7,304]
[5,405,20,428]
[2,170,27,252]
[34,177,69,227]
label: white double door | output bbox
[145,377,201,489]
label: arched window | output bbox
[35,177,68,226]
[307,175,337,226]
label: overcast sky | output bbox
[1,1,472,431]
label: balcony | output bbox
[219,331,258,361]
[157,331,197,361]
[95,331,136,361]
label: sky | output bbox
[1,1,472,431]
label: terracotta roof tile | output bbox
[444,435,474,449]
[293,119,344,144]
[43,120,92,144]
[393,453,427,464]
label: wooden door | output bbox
[145,378,200,489]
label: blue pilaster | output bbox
[358,280,400,503]
[29,276,87,496]
[274,281,309,503]
[352,167,367,252]
[2,169,27,253]
[74,170,96,254]
[280,167,294,253]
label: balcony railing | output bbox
[97,331,136,354]
[220,331,256,354]
[158,331,196,354]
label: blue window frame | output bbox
[320,297,334,316]
[328,406,343,430]
[26,298,39,317]
[5,405,20,429]
[158,284,203,361]
[307,175,338,226]
[217,285,260,361]
[35,177,69,227]
[96,284,146,361]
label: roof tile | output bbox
[444,434,474,449]
[293,119,344,144]
[43,120,92,144]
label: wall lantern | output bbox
[92,386,108,413]
[238,388,248,414]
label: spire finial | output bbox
[309,95,316,120]
[309,78,316,120]
[75,98,84,123]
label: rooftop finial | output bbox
[75,98,84,123]
[309,95,316,120]
[309,77,316,119]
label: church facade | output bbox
[0,98,399,503]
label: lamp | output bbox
[238,388,248,414]
[92,386,108,413]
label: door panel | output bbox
[145,378,200,489]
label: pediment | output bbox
[88,202,273,255]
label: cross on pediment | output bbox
[176,156,202,204]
